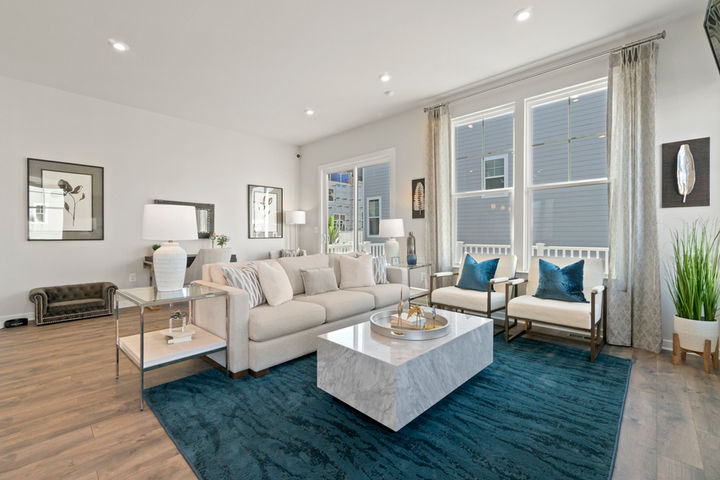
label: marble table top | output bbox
[318,310,492,366]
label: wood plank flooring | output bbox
[0,309,718,479]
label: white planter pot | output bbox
[674,315,719,353]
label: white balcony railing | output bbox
[532,243,609,275]
[327,242,385,258]
[458,242,609,274]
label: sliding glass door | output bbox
[324,156,392,254]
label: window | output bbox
[526,80,609,269]
[450,78,610,273]
[452,106,514,263]
[322,149,393,253]
[366,197,381,237]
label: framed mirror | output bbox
[706,0,720,74]
[154,199,214,238]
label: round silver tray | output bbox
[370,309,450,341]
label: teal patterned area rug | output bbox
[146,336,631,480]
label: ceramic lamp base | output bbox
[153,241,187,291]
[385,238,399,264]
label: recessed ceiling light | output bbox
[108,38,129,52]
[379,72,392,83]
[304,108,315,116]
[514,7,532,22]
[384,90,395,97]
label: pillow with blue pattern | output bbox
[534,259,587,303]
[456,255,500,292]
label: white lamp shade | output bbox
[286,210,306,225]
[379,218,404,238]
[142,204,198,241]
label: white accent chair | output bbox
[185,248,232,284]
[505,256,607,362]
[429,253,518,334]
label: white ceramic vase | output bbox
[153,241,187,291]
[674,315,719,353]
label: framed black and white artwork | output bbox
[248,185,283,239]
[411,178,425,219]
[27,158,104,240]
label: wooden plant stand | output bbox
[673,333,719,374]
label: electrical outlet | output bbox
[129,273,136,283]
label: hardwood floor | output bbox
[0,310,718,479]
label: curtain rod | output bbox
[423,30,666,112]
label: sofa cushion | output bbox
[248,301,326,342]
[295,290,375,322]
[346,284,409,308]
[47,298,105,314]
[257,261,293,306]
[507,294,602,330]
[534,259,587,303]
[222,263,266,308]
[431,286,505,313]
[339,254,375,289]
[277,254,329,295]
[300,267,338,296]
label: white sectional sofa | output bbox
[193,253,409,377]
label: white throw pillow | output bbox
[339,254,376,289]
[256,261,293,306]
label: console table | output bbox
[115,285,229,411]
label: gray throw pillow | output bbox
[373,256,388,285]
[280,248,306,258]
[222,264,266,308]
[300,267,339,296]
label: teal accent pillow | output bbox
[534,259,587,303]
[456,256,500,292]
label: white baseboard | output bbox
[662,338,673,351]
[0,312,35,329]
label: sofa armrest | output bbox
[100,282,118,309]
[591,285,605,294]
[193,280,251,374]
[28,288,48,315]
[386,266,408,285]
[489,277,509,284]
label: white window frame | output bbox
[318,148,396,253]
[451,104,515,266]
[366,196,382,237]
[523,77,609,272]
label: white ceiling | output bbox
[0,0,702,145]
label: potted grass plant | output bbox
[667,220,720,357]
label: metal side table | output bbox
[115,284,229,410]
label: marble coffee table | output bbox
[317,310,493,431]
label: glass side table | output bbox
[115,284,229,411]
[395,263,432,305]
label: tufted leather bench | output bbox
[29,282,118,326]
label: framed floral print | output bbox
[248,184,283,239]
[27,158,104,240]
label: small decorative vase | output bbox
[406,232,417,265]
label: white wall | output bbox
[298,12,720,348]
[656,14,720,349]
[0,75,298,321]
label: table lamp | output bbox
[379,218,404,265]
[142,204,198,291]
